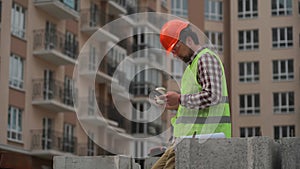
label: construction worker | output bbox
[151,19,231,169]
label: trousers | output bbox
[151,145,175,169]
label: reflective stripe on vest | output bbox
[176,116,231,124]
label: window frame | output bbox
[240,126,261,137]
[273,91,294,114]
[239,61,259,83]
[272,27,293,48]
[272,59,294,81]
[238,0,258,19]
[238,29,259,50]
[205,0,223,21]
[239,93,260,115]
[171,0,188,18]
[171,58,185,82]
[7,106,23,142]
[271,0,292,16]
[11,2,26,39]
[205,31,223,52]
[274,125,295,139]
[9,54,24,90]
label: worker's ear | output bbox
[186,36,193,46]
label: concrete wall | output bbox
[54,137,300,169]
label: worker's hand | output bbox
[165,91,180,110]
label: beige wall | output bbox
[230,0,300,137]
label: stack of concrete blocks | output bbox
[53,155,141,169]
[175,137,281,169]
[280,138,300,169]
[53,137,300,169]
[143,157,160,169]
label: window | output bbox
[61,0,78,10]
[272,59,293,80]
[90,2,99,27]
[171,0,188,18]
[64,76,74,106]
[238,29,259,50]
[87,132,95,156]
[107,45,126,76]
[11,3,26,39]
[42,118,53,149]
[171,59,185,82]
[239,94,260,114]
[65,31,78,59]
[205,31,223,52]
[238,0,258,18]
[135,141,145,157]
[45,21,57,49]
[205,0,223,21]
[271,0,292,16]
[89,46,97,71]
[272,27,293,48]
[239,61,259,82]
[240,127,261,137]
[88,87,95,115]
[63,123,75,153]
[7,106,22,141]
[9,54,24,89]
[273,92,294,113]
[274,125,295,139]
[44,69,54,100]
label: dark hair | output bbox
[179,25,199,45]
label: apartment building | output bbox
[171,0,300,139]
[0,0,172,168]
[230,0,300,139]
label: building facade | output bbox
[0,0,171,168]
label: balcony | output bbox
[33,29,78,65]
[107,0,127,15]
[33,0,80,20]
[77,143,97,156]
[76,99,108,127]
[79,56,118,84]
[80,9,119,42]
[30,129,77,159]
[134,8,167,31]
[32,79,75,112]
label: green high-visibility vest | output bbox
[171,48,231,138]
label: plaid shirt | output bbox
[180,47,223,109]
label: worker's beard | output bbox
[181,48,194,63]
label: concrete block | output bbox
[280,137,300,169]
[175,137,280,169]
[53,155,140,169]
[144,157,160,169]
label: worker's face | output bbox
[172,41,194,63]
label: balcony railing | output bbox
[33,0,80,20]
[81,9,108,30]
[33,29,78,65]
[129,82,156,97]
[134,7,167,29]
[80,9,119,41]
[77,143,96,156]
[32,79,75,112]
[97,102,128,130]
[31,129,77,154]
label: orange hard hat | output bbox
[160,19,189,54]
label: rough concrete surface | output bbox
[53,137,300,169]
